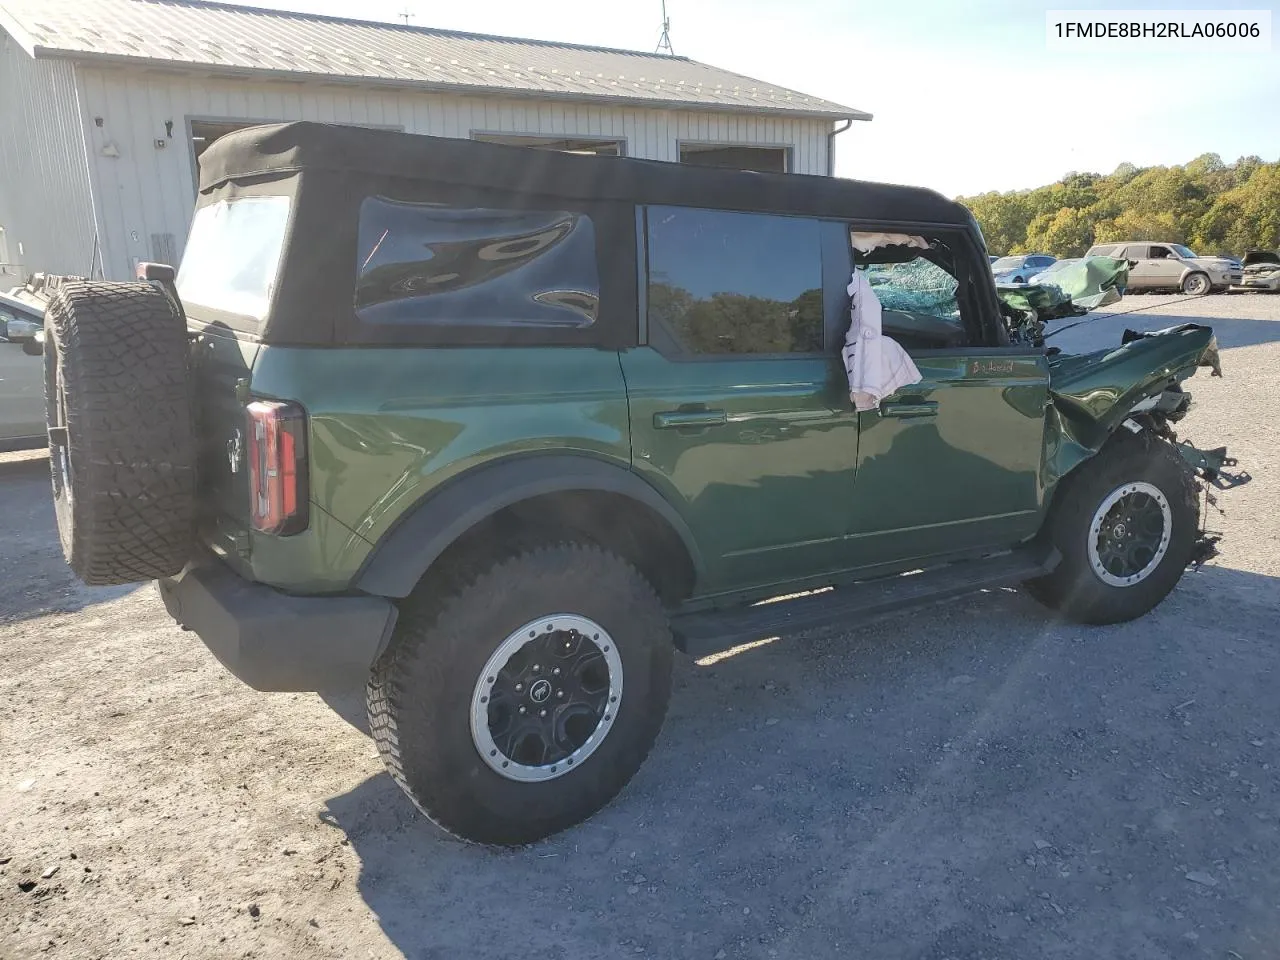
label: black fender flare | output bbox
[354,454,705,599]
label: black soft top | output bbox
[199,121,969,226]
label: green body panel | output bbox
[245,345,632,590]
[229,504,369,592]
[191,323,1216,603]
[619,348,857,594]
[846,351,1050,564]
[1044,326,1216,483]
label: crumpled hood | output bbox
[1242,250,1280,268]
[1049,324,1219,442]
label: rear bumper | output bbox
[157,556,398,692]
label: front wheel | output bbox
[367,542,673,845]
[1024,432,1200,624]
[1181,272,1211,296]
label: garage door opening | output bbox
[679,143,789,173]
[471,134,625,156]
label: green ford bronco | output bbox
[39,123,1246,845]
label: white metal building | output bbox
[0,0,867,283]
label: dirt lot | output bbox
[3,294,1279,960]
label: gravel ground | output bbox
[2,294,1279,960]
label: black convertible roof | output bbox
[199,122,970,226]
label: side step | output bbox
[671,547,1059,659]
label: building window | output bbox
[471,134,625,156]
[678,143,789,173]
[645,206,822,356]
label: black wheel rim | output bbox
[43,339,73,516]
[471,614,622,782]
[1088,482,1172,586]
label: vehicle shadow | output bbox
[0,457,141,622]
[318,688,371,735]
[1047,308,1280,353]
[320,562,1280,960]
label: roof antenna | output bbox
[397,7,414,26]
[656,1,674,55]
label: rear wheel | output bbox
[367,542,673,845]
[1181,272,1211,296]
[1024,432,1199,624]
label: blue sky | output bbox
[223,0,1280,197]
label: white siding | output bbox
[0,35,97,280]
[75,66,833,279]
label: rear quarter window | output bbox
[176,196,290,327]
[354,197,599,328]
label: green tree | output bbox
[959,153,1280,257]
[1024,207,1096,257]
[965,191,1032,255]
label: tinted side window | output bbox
[645,206,822,355]
[355,197,599,327]
[1123,245,1150,260]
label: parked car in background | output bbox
[0,290,46,451]
[1085,242,1241,295]
[1230,250,1280,293]
[1027,257,1080,285]
[991,253,1057,284]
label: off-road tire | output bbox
[44,281,196,585]
[1024,431,1199,624]
[1181,272,1211,296]
[367,542,673,846]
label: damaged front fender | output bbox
[1044,323,1221,486]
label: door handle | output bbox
[879,400,938,419]
[653,408,728,429]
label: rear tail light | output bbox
[245,400,309,535]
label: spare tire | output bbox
[44,281,197,585]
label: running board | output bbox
[671,547,1059,659]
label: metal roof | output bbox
[0,0,869,120]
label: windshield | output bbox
[1171,244,1198,259]
[176,196,291,324]
[991,257,1023,271]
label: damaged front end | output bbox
[1045,322,1250,567]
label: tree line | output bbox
[961,153,1280,257]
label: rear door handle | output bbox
[654,408,728,429]
[879,400,938,419]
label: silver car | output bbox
[0,290,46,451]
[1230,250,1280,293]
[1086,242,1241,295]
[991,253,1057,284]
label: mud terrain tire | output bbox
[44,281,196,585]
[367,542,673,846]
